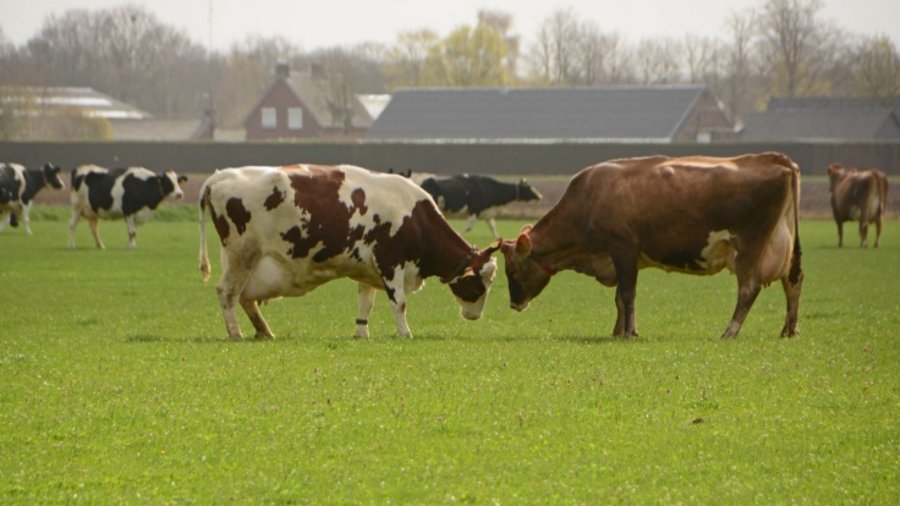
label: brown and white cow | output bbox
[198,164,499,340]
[827,163,888,248]
[500,152,803,339]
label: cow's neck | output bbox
[21,170,47,204]
[528,199,587,273]
[418,205,478,281]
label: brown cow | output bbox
[500,152,803,339]
[827,163,888,248]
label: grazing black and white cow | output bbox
[419,174,542,238]
[0,162,65,235]
[198,164,500,340]
[68,165,186,249]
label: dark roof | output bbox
[365,86,709,141]
[740,97,900,141]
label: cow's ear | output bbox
[177,175,188,183]
[515,233,532,256]
[483,238,502,255]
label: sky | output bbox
[2,0,899,52]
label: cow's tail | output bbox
[198,181,212,283]
[878,170,888,218]
[787,157,803,285]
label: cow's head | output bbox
[517,178,543,202]
[42,162,65,190]
[500,225,553,311]
[826,163,856,192]
[160,170,186,200]
[447,243,500,320]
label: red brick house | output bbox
[243,64,375,140]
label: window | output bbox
[288,107,303,130]
[261,107,276,129]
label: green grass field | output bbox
[1,207,898,504]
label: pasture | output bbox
[1,207,898,504]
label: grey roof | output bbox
[740,97,900,141]
[365,86,708,141]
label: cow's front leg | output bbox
[383,278,412,338]
[67,210,80,248]
[0,212,8,232]
[89,218,105,249]
[240,299,274,339]
[836,220,844,247]
[355,283,377,339]
[22,202,33,235]
[722,278,761,338]
[612,290,626,336]
[125,216,138,249]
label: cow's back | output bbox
[203,165,435,283]
[556,153,798,274]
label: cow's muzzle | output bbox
[510,302,529,312]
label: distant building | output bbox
[243,64,386,140]
[740,97,900,141]
[366,85,735,142]
[0,86,235,141]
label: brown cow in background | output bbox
[827,164,889,248]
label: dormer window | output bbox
[261,107,276,129]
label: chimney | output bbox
[275,62,290,80]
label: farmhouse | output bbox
[365,85,736,142]
[243,64,385,140]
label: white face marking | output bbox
[455,258,497,320]
[164,171,184,200]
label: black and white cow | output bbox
[68,165,186,249]
[419,174,542,238]
[199,164,500,340]
[0,162,66,235]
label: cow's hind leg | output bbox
[610,245,639,337]
[89,218,105,249]
[462,214,478,234]
[216,251,254,340]
[355,283,377,339]
[67,210,80,248]
[859,221,869,248]
[485,217,499,239]
[836,220,844,247]
[874,214,883,248]
[240,299,275,339]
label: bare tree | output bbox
[851,36,900,105]
[758,0,841,97]
[527,8,581,84]
[716,9,763,119]
[634,38,682,84]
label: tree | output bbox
[758,0,840,97]
[633,38,682,84]
[421,24,510,86]
[851,36,900,105]
[527,8,580,84]
[716,9,764,118]
[383,30,439,89]
[22,5,209,117]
